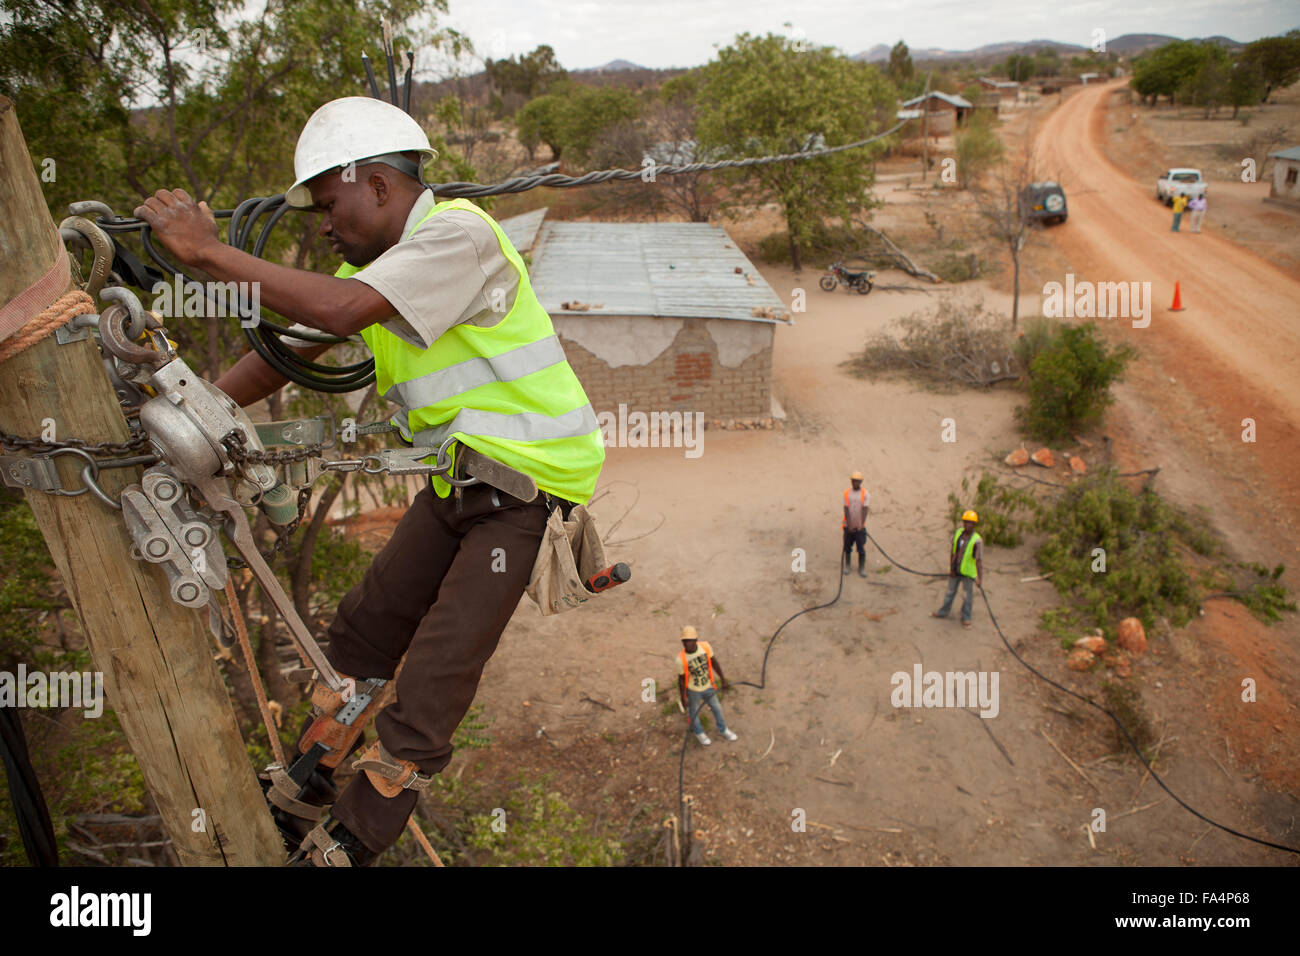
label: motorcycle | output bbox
[819,261,874,295]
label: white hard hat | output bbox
[285,97,437,208]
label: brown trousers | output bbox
[324,480,553,852]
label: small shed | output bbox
[978,77,1020,102]
[898,92,973,135]
[506,214,793,423]
[1267,147,1300,206]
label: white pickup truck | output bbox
[1156,168,1208,205]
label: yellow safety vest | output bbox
[952,529,981,578]
[336,197,604,503]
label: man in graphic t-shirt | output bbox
[676,626,738,746]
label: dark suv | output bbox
[1019,181,1068,225]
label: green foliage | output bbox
[0,709,147,867]
[1238,31,1300,101]
[756,221,867,266]
[846,297,1017,387]
[1130,40,1219,105]
[1012,316,1057,374]
[1003,54,1035,83]
[1229,563,1297,624]
[1034,471,1207,638]
[514,85,639,165]
[694,33,895,269]
[0,493,58,671]
[1178,45,1233,116]
[1015,323,1134,442]
[452,703,493,751]
[430,774,626,866]
[887,41,914,86]
[485,44,567,112]
[928,251,981,282]
[947,472,1039,547]
[302,524,372,609]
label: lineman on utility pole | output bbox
[134,96,605,865]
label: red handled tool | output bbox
[584,562,631,593]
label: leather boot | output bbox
[289,816,380,867]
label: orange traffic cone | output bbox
[1170,281,1185,312]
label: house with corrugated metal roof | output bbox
[897,91,973,135]
[1266,146,1300,207]
[500,208,792,423]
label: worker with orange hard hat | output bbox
[842,470,870,577]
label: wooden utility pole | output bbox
[0,97,283,865]
[920,72,932,182]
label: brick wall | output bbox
[558,317,773,420]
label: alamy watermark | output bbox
[890,665,1000,718]
[0,665,104,718]
[596,403,704,458]
[151,274,261,327]
[1042,273,1151,329]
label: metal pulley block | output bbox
[120,464,226,608]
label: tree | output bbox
[1129,40,1213,106]
[694,33,895,270]
[1227,58,1266,117]
[888,41,914,86]
[1179,45,1232,118]
[1003,54,1035,83]
[514,84,639,166]
[955,109,1004,189]
[1238,31,1300,102]
[1033,47,1061,78]
[971,146,1039,331]
[485,44,567,114]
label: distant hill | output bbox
[853,33,1247,63]
[578,59,647,72]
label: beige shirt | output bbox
[285,191,520,347]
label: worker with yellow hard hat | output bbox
[677,626,737,746]
[842,470,870,577]
[932,510,982,628]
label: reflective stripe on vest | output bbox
[842,487,867,529]
[337,196,604,503]
[952,529,981,578]
[680,645,714,690]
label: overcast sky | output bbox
[440,0,1299,70]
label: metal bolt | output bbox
[176,582,200,603]
[145,537,169,558]
[184,527,208,547]
[154,479,177,501]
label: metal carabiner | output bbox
[58,216,115,299]
[45,447,99,498]
[439,435,479,487]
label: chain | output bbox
[220,429,323,465]
[221,431,317,569]
[0,427,151,457]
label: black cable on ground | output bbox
[678,545,847,824]
[868,529,1299,856]
[0,706,58,866]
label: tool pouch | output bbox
[524,503,607,616]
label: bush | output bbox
[954,111,1004,189]
[845,297,1017,387]
[928,252,981,283]
[947,472,1039,547]
[1015,322,1134,442]
[1034,470,1207,638]
[757,221,878,267]
[1013,316,1056,374]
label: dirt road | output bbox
[1033,81,1300,558]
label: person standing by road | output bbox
[842,470,870,578]
[1170,193,1189,232]
[1188,194,1207,233]
[931,510,983,629]
[677,627,738,746]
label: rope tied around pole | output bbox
[0,242,96,363]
